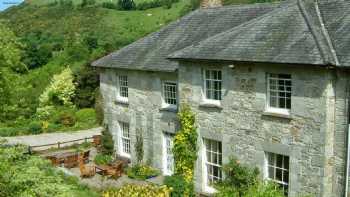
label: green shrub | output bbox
[73,65,99,109]
[173,105,197,196]
[127,164,160,180]
[81,0,95,7]
[103,184,171,197]
[94,153,113,165]
[47,123,61,133]
[164,175,190,197]
[28,121,43,134]
[95,89,104,125]
[102,2,117,9]
[58,111,76,127]
[101,125,114,155]
[117,0,135,10]
[0,141,99,197]
[215,157,259,196]
[76,108,96,123]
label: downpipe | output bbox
[344,77,350,197]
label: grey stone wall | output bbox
[99,62,349,197]
[100,68,179,170]
[177,62,348,197]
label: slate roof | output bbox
[93,0,350,71]
[92,2,283,71]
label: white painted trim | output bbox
[118,121,131,158]
[161,81,178,110]
[202,69,223,102]
[162,132,174,176]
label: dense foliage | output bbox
[94,153,114,165]
[0,140,99,197]
[135,128,144,164]
[0,0,188,136]
[103,184,171,197]
[101,125,115,155]
[173,105,197,196]
[127,165,160,180]
[215,157,284,197]
[163,175,191,197]
[0,22,25,121]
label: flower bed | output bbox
[127,164,160,180]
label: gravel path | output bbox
[1,127,102,151]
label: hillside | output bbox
[0,0,191,136]
[0,0,278,136]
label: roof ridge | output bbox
[168,1,295,59]
[297,0,339,66]
[314,0,340,66]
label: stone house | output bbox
[92,0,350,196]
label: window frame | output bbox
[162,132,175,176]
[117,75,128,103]
[266,73,292,115]
[162,81,178,110]
[202,69,223,105]
[264,152,290,196]
[119,121,131,158]
[202,138,223,193]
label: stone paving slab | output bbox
[1,127,102,151]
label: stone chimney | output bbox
[200,0,222,8]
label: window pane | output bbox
[268,74,292,110]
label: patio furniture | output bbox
[95,164,110,176]
[107,161,123,178]
[63,153,79,168]
[79,155,95,178]
[46,156,63,166]
[93,135,101,146]
[82,150,90,163]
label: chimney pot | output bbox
[200,0,222,8]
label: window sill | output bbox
[202,186,217,196]
[263,108,291,119]
[115,98,129,105]
[119,152,131,158]
[199,100,222,109]
[160,105,178,113]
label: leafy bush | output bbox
[127,165,160,180]
[103,184,171,197]
[173,105,197,195]
[217,157,259,195]
[117,0,135,10]
[214,157,285,197]
[215,182,285,197]
[28,121,43,134]
[102,2,117,9]
[95,88,104,125]
[94,153,113,165]
[58,111,77,127]
[37,67,76,119]
[101,125,114,155]
[75,108,96,123]
[73,65,99,108]
[164,175,190,197]
[0,141,99,197]
[81,0,96,7]
[135,0,178,10]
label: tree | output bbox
[118,0,135,10]
[0,22,25,120]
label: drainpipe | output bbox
[344,76,350,197]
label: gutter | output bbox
[345,77,350,197]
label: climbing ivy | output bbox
[173,105,198,196]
